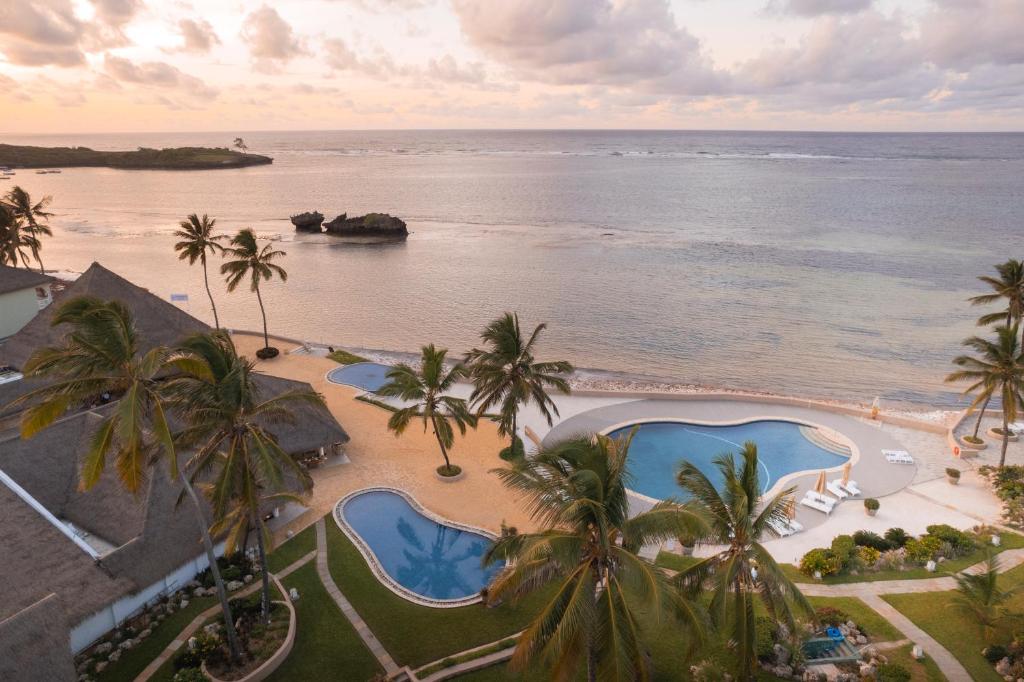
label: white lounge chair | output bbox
[883,449,914,464]
[800,491,836,514]
[767,518,794,537]
[806,490,838,507]
[826,480,851,499]
[839,480,862,496]
[1010,422,1024,435]
[785,518,805,533]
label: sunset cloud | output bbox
[175,18,220,54]
[240,5,306,70]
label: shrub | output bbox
[884,527,911,548]
[800,548,841,577]
[755,616,777,660]
[905,536,943,563]
[864,498,880,511]
[853,530,892,551]
[875,548,905,572]
[221,566,242,582]
[830,535,858,570]
[983,644,1009,663]
[926,524,977,555]
[877,663,912,682]
[857,546,881,567]
[815,606,850,627]
[499,437,525,462]
[946,467,961,479]
[172,669,208,682]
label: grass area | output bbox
[806,596,904,642]
[93,595,217,682]
[882,562,1024,682]
[881,643,948,682]
[266,562,382,681]
[417,637,518,677]
[324,516,553,668]
[654,550,699,573]
[327,349,369,365]
[267,523,317,574]
[355,394,398,412]
[784,531,1024,584]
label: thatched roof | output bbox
[0,264,53,296]
[254,373,349,450]
[0,594,76,682]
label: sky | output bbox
[2,0,1024,133]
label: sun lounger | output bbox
[800,493,834,515]
[807,490,838,507]
[883,449,914,464]
[826,480,851,499]
[786,519,805,533]
[767,518,794,537]
[1010,422,1024,435]
[839,480,862,496]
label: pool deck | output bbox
[543,398,917,534]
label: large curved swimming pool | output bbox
[606,420,849,501]
[326,362,391,392]
[337,489,504,606]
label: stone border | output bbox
[333,487,500,608]
[598,415,856,502]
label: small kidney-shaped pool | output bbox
[606,419,850,501]
[336,488,504,606]
[326,362,391,392]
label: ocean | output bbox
[3,129,1022,407]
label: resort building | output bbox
[0,262,348,681]
[0,264,53,342]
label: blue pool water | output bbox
[341,490,504,602]
[607,420,849,501]
[326,362,391,392]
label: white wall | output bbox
[0,287,42,340]
[69,541,226,653]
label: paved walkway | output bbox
[314,517,400,677]
[135,551,314,682]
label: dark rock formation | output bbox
[291,211,324,232]
[323,213,408,238]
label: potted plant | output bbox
[864,498,879,517]
[987,426,1019,442]
[946,467,961,485]
[679,535,696,557]
[959,433,986,451]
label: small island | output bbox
[290,211,408,239]
[0,144,272,170]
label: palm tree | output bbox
[167,331,322,622]
[174,214,227,328]
[221,228,287,355]
[377,344,477,475]
[0,204,40,268]
[948,553,1020,639]
[675,442,813,680]
[465,313,573,457]
[2,186,53,273]
[234,137,248,154]
[971,259,1024,345]
[14,298,243,660]
[947,325,1024,468]
[483,432,708,681]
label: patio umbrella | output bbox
[786,498,798,519]
[841,461,852,485]
[814,470,827,494]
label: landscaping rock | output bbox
[94,642,112,655]
[227,580,244,591]
[204,623,220,636]
[773,664,793,679]
[108,650,121,663]
[859,663,876,677]
[911,645,924,660]
[193,587,205,598]
[139,628,151,639]
[180,599,189,609]
[94,662,107,674]
[119,639,134,651]
[773,643,791,666]
[855,635,868,645]
[244,574,254,584]
[997,658,1012,676]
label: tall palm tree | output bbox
[14,298,243,659]
[484,432,708,681]
[947,325,1024,468]
[377,344,477,474]
[221,228,287,354]
[0,204,40,269]
[675,442,813,680]
[971,259,1024,345]
[167,331,322,622]
[948,553,1020,640]
[174,214,227,328]
[465,313,573,456]
[2,186,53,273]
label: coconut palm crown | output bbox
[484,432,709,682]
[221,228,287,351]
[0,204,41,269]
[2,186,53,273]
[465,312,573,451]
[174,213,227,328]
[674,442,813,680]
[947,324,1024,468]
[377,344,477,473]
[971,259,1024,344]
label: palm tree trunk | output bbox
[432,416,452,470]
[973,394,992,439]
[202,259,220,328]
[254,282,269,349]
[251,509,272,623]
[1000,411,1010,469]
[181,474,242,661]
[511,412,518,452]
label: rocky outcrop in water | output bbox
[323,213,408,238]
[290,211,325,232]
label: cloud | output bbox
[104,54,217,97]
[426,55,486,83]
[324,38,401,77]
[175,18,219,53]
[451,0,722,94]
[919,0,1024,70]
[240,6,306,69]
[766,0,872,16]
[90,0,142,26]
[0,0,86,66]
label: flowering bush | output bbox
[905,536,944,563]
[857,546,881,567]
[799,548,841,576]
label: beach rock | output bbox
[323,212,408,238]
[290,211,324,232]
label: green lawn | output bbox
[654,551,700,572]
[785,532,1024,585]
[324,516,553,668]
[328,349,369,365]
[266,562,382,681]
[882,643,947,682]
[806,596,903,642]
[267,523,317,574]
[882,562,1024,682]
